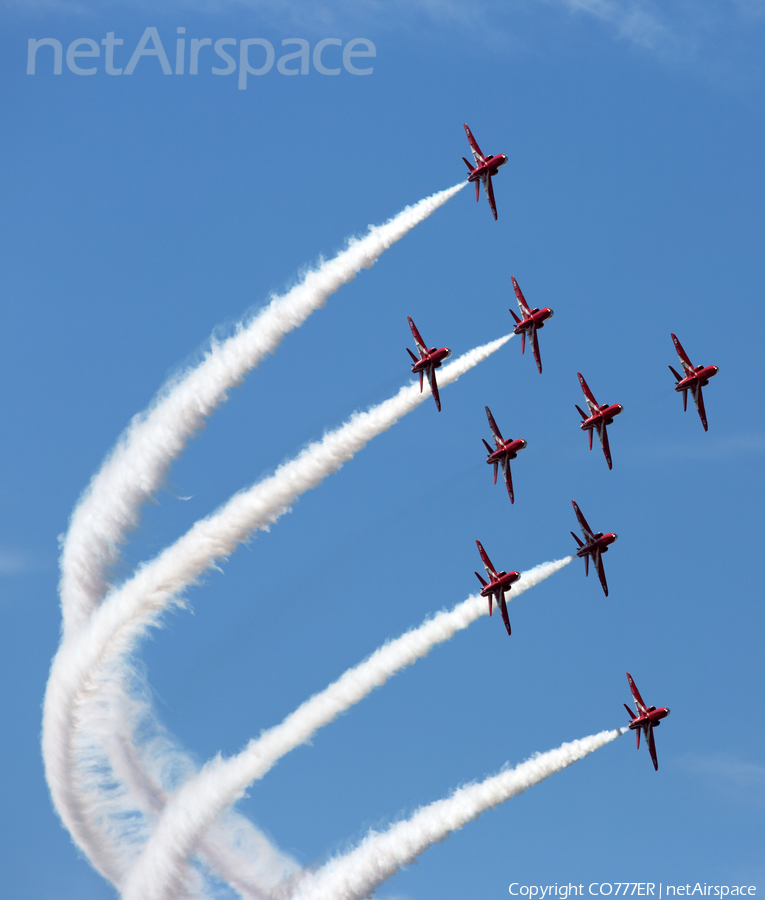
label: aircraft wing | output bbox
[482,172,498,220]
[571,500,595,542]
[690,381,709,431]
[407,316,428,358]
[671,332,694,375]
[485,406,504,444]
[476,540,497,578]
[498,591,512,636]
[425,364,441,412]
[463,123,486,165]
[529,325,542,374]
[626,673,648,715]
[596,420,613,470]
[577,372,599,413]
[512,276,531,316]
[501,457,515,504]
[647,723,659,771]
[594,547,609,597]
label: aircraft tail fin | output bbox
[406,347,418,364]
[570,531,584,548]
[482,437,494,456]
[474,571,488,588]
[508,308,521,325]
[624,703,637,722]
[668,364,683,383]
[575,404,588,421]
[462,156,475,173]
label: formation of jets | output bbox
[669,332,719,432]
[509,276,554,374]
[570,501,617,597]
[462,124,508,221]
[406,316,451,411]
[474,540,520,636]
[397,124,721,769]
[575,373,624,471]
[482,406,526,504]
[624,673,670,770]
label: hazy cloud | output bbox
[0,548,34,576]
[633,434,765,462]
[682,753,765,805]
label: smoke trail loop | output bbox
[45,183,467,890]
[121,557,572,900]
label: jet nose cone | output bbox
[444,349,452,359]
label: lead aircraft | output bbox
[462,124,508,220]
[570,500,618,597]
[509,277,554,373]
[482,406,527,504]
[624,673,670,771]
[474,540,520,636]
[406,316,451,411]
[575,372,623,469]
[669,333,719,431]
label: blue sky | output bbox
[1,1,765,898]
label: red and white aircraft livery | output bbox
[482,406,527,504]
[509,277,554,374]
[462,124,508,221]
[474,540,520,636]
[669,333,719,432]
[406,316,452,412]
[624,672,670,772]
[575,372,623,470]
[570,500,617,597]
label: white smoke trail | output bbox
[122,557,573,900]
[290,728,626,900]
[94,664,298,899]
[42,329,504,891]
[47,182,465,888]
[59,182,466,639]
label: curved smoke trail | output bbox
[43,329,506,892]
[45,183,466,889]
[289,729,626,900]
[59,182,466,639]
[122,558,573,900]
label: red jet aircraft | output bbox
[474,540,520,636]
[624,672,670,771]
[462,124,508,220]
[570,500,617,597]
[406,316,451,411]
[575,372,623,470]
[669,333,719,432]
[482,406,527,504]
[509,277,554,374]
